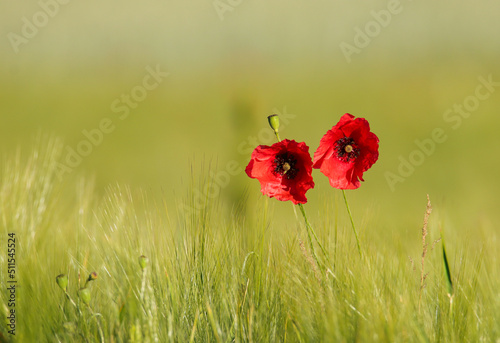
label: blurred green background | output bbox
[1,0,499,235]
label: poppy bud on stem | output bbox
[84,272,98,288]
[78,287,91,306]
[268,114,281,142]
[56,274,77,308]
[56,274,69,292]
[138,255,148,270]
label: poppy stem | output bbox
[298,204,331,269]
[342,190,362,257]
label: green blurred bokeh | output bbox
[1,1,499,233]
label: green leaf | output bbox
[441,235,453,296]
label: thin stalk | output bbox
[272,120,331,268]
[342,190,362,257]
[299,205,320,270]
[88,306,105,343]
[298,204,331,268]
[139,268,147,302]
[64,291,78,308]
[334,198,338,270]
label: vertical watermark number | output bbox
[7,233,17,336]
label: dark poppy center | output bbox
[274,152,299,180]
[334,137,360,162]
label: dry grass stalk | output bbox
[408,256,416,272]
[430,237,442,251]
[299,239,321,284]
[418,194,432,313]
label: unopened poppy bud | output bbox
[268,114,280,133]
[78,288,91,305]
[138,255,148,270]
[88,272,98,282]
[56,274,69,292]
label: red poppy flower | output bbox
[313,113,379,190]
[245,139,315,204]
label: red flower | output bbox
[313,113,379,189]
[245,139,315,204]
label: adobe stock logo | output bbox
[7,0,72,54]
[385,75,500,192]
[213,0,243,21]
[339,0,408,63]
[55,65,169,180]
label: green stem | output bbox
[334,200,338,270]
[271,120,331,268]
[299,205,320,268]
[298,204,331,268]
[63,290,77,308]
[88,306,105,343]
[342,190,362,257]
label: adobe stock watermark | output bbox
[7,0,72,54]
[182,107,296,216]
[339,0,411,63]
[385,74,499,192]
[55,64,170,180]
[213,0,243,21]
